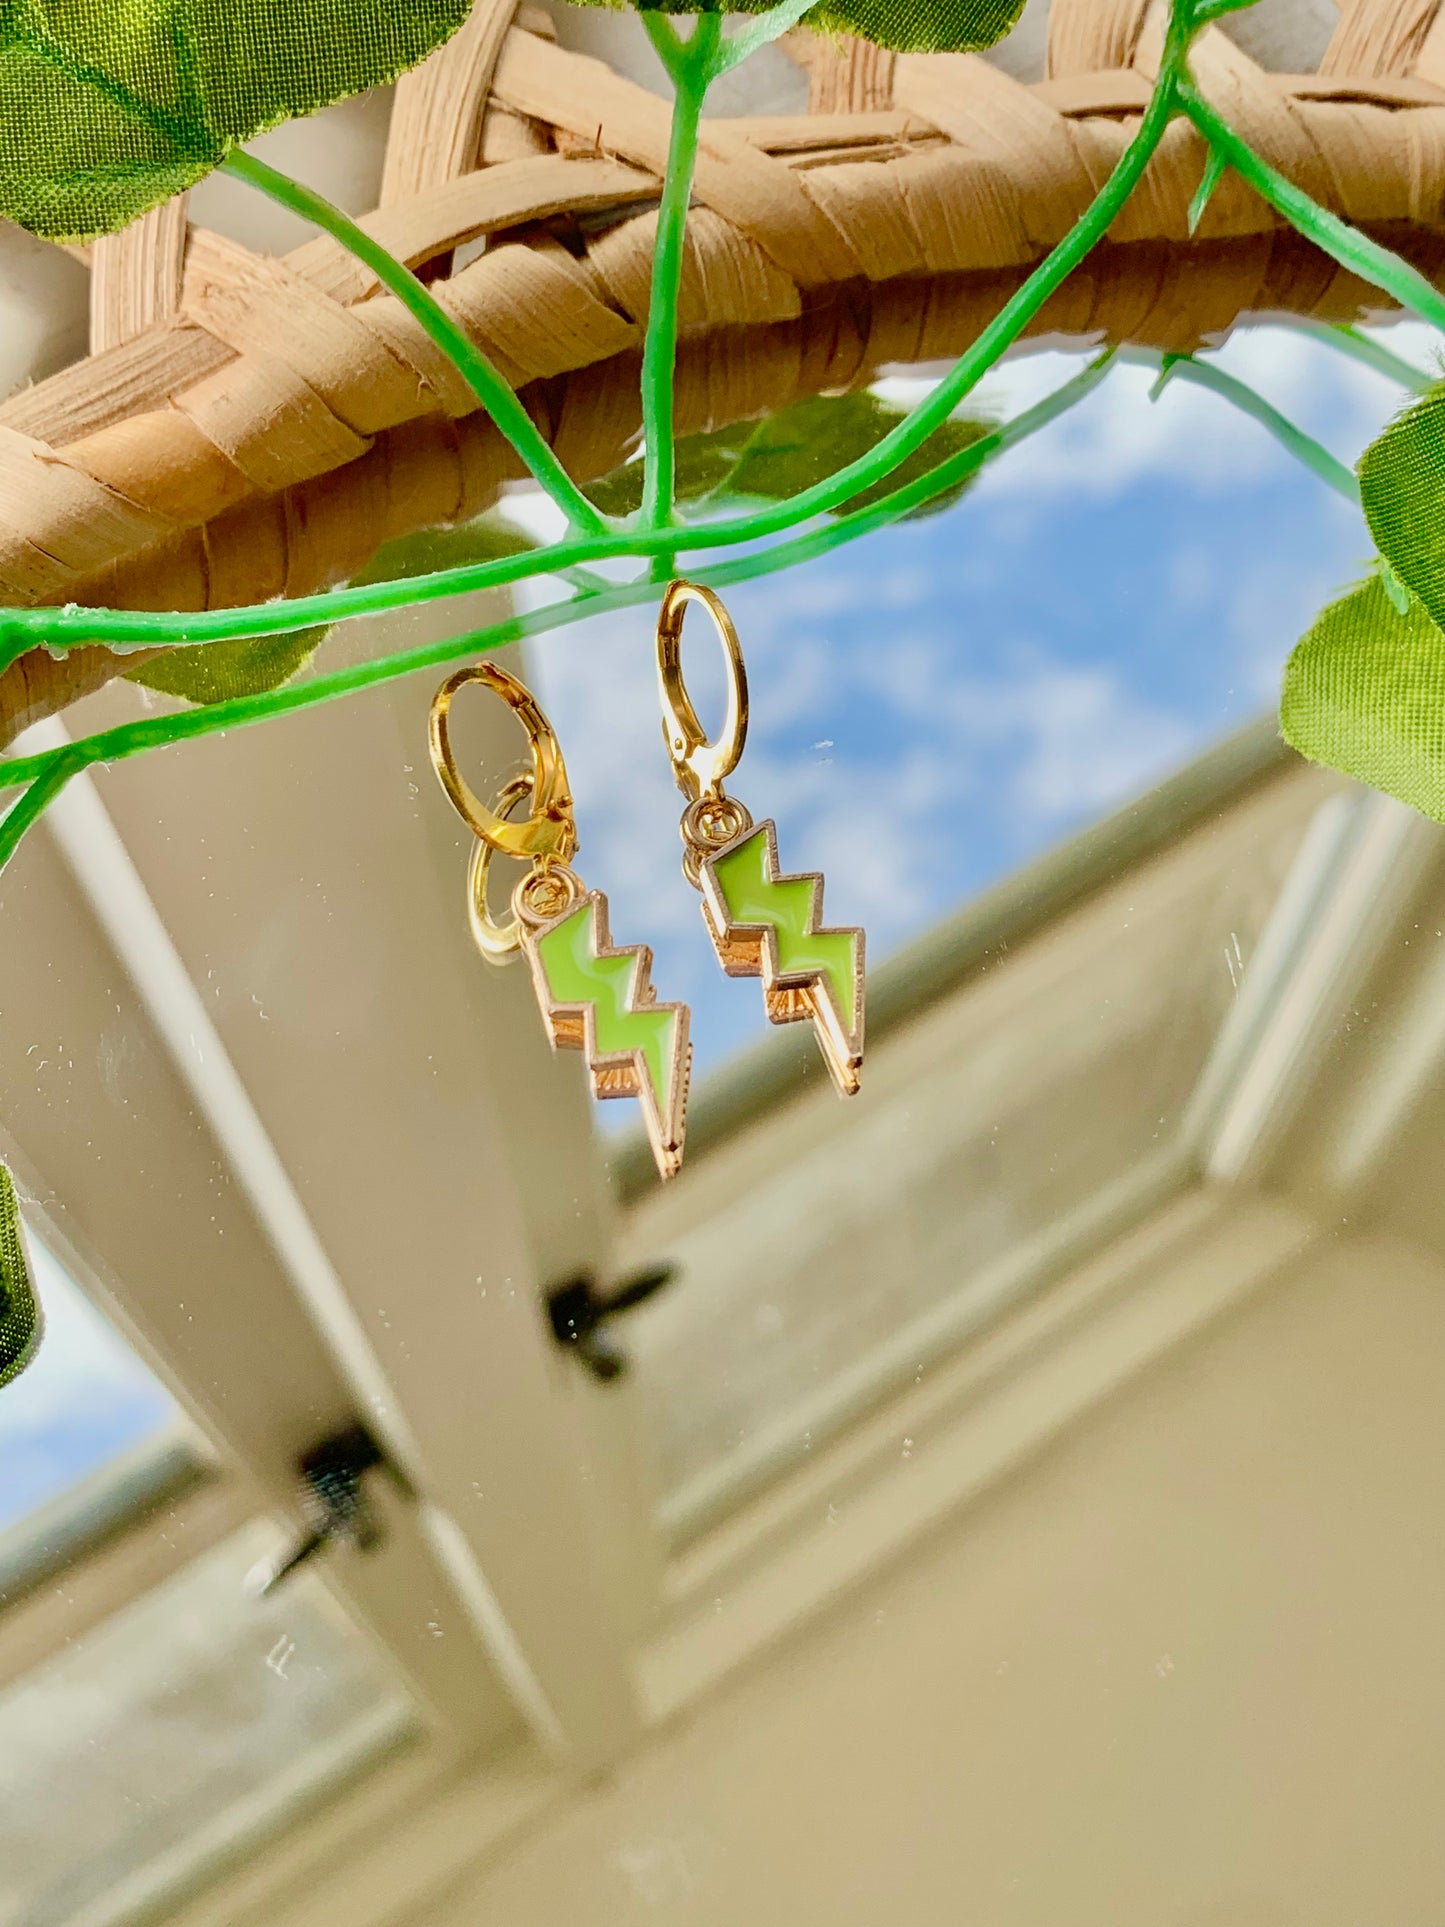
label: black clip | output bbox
[251,1424,387,1596]
[546,1263,676,1381]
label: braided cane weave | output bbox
[3,0,1445,740]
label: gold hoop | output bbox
[429,662,577,862]
[656,580,749,803]
[466,774,535,962]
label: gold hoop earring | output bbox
[657,581,865,1096]
[430,661,691,1179]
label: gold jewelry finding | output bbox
[428,660,691,1179]
[430,663,577,864]
[656,580,866,1098]
[657,579,749,802]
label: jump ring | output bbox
[466,773,537,963]
[513,862,587,930]
[679,792,752,887]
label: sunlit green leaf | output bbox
[1281,574,1445,821]
[126,513,535,708]
[1359,380,1445,631]
[357,512,537,586]
[0,0,474,241]
[584,426,754,519]
[568,0,1026,49]
[0,1161,41,1391]
[585,391,993,522]
[562,2,780,14]
[126,626,329,707]
[811,0,1027,52]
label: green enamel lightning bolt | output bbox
[656,581,865,1096]
[429,662,691,1180]
[532,904,684,1140]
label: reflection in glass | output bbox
[622,766,1326,1537]
[0,1242,178,1537]
[0,1522,416,1927]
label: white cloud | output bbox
[874,320,1438,508]
[858,628,1195,828]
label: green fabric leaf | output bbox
[1358,380,1445,631]
[811,0,1027,51]
[128,625,328,706]
[126,513,534,707]
[586,392,993,521]
[567,0,1025,49]
[1281,574,1445,821]
[0,1161,41,1391]
[562,2,782,14]
[355,510,537,586]
[585,425,753,519]
[0,0,474,241]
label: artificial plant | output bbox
[0,0,1442,903]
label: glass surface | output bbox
[524,322,1430,1078]
[510,318,1433,1527]
[0,1521,416,1927]
[617,773,1323,1536]
[0,1239,179,1537]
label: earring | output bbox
[429,661,691,1180]
[656,580,865,1096]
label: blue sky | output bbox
[0,1239,176,1538]
[520,320,1435,1075]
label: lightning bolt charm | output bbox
[698,820,865,1097]
[524,890,691,1180]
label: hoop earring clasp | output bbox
[656,580,749,803]
[428,662,578,863]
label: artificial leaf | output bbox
[0,0,474,241]
[563,0,1025,50]
[0,1161,41,1390]
[127,626,328,707]
[585,392,994,521]
[126,513,535,708]
[725,391,994,516]
[560,1,780,14]
[1358,380,1445,631]
[584,425,755,519]
[1281,574,1445,822]
[358,510,538,585]
[811,0,1027,51]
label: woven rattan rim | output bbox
[3,0,1445,739]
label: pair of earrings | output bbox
[427,581,866,1181]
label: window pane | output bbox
[0,1521,417,1927]
[0,1241,179,1538]
[620,772,1323,1538]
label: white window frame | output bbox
[6,675,1441,1927]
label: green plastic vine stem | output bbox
[0,357,1111,825]
[218,151,608,536]
[0,21,1191,675]
[639,10,722,536]
[1151,353,1361,504]
[1,0,1439,877]
[1176,78,1445,337]
[0,747,81,872]
[1280,317,1435,395]
[637,0,825,547]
